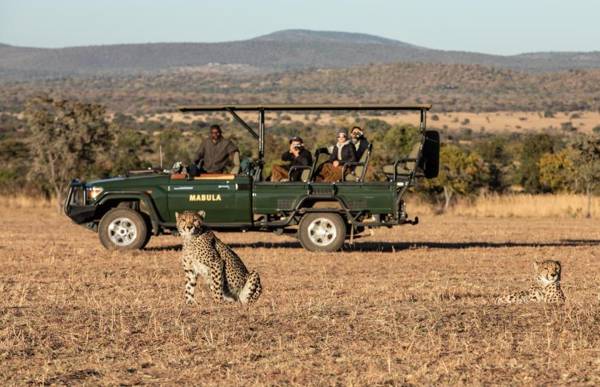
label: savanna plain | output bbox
[2,204,600,385]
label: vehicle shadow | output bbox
[145,239,600,252]
[340,239,600,252]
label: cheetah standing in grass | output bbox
[176,211,262,305]
[496,260,565,304]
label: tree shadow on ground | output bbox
[145,239,600,252]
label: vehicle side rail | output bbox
[308,147,330,181]
[258,190,406,229]
[392,157,418,180]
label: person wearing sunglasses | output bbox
[317,128,357,182]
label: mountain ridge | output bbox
[1,29,600,80]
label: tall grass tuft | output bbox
[0,195,55,209]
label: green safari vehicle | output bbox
[64,104,440,252]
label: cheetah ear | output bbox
[533,261,539,271]
[175,212,180,220]
[197,210,206,219]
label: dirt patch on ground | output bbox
[1,208,600,384]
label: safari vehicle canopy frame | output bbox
[178,104,432,162]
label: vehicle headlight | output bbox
[86,186,104,201]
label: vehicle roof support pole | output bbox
[258,110,265,160]
[419,109,426,132]
[226,108,259,139]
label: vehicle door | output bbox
[167,175,252,226]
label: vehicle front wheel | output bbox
[98,208,150,250]
[298,213,346,252]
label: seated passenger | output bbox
[317,129,357,182]
[192,124,239,174]
[271,136,313,182]
[351,126,370,160]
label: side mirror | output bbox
[419,130,440,179]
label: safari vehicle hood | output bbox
[84,174,171,190]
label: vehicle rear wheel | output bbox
[98,208,149,250]
[298,213,346,252]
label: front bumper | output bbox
[64,180,97,224]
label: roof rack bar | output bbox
[179,104,431,112]
[258,110,265,160]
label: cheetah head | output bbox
[534,260,561,285]
[175,210,207,237]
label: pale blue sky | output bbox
[0,0,598,55]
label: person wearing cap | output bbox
[317,128,358,182]
[271,136,313,182]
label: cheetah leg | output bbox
[208,261,226,303]
[184,268,198,304]
[219,268,237,303]
[239,270,262,304]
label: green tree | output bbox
[423,144,488,212]
[0,139,29,193]
[538,149,577,192]
[475,136,512,193]
[539,137,600,217]
[370,124,419,169]
[109,127,153,175]
[157,128,191,167]
[571,136,600,218]
[24,96,113,210]
[518,133,557,193]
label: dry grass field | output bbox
[2,206,600,385]
[409,194,600,219]
[151,110,600,134]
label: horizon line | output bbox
[1,29,599,56]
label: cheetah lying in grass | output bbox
[496,260,565,304]
[176,211,262,305]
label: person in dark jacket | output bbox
[318,129,357,182]
[193,124,239,174]
[271,136,313,181]
[351,126,370,161]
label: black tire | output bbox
[298,213,346,252]
[139,212,153,249]
[98,208,149,250]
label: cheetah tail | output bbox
[239,270,262,304]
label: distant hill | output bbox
[3,61,600,114]
[1,29,600,80]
